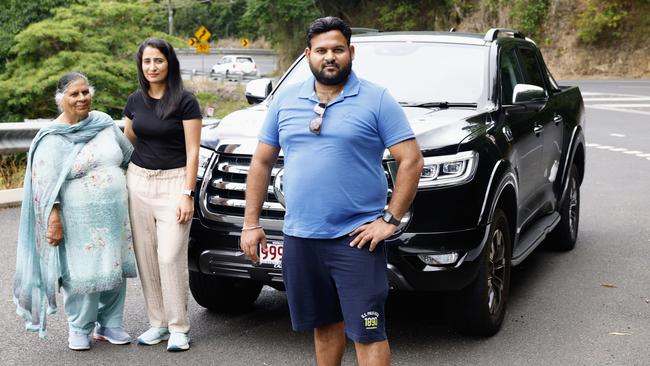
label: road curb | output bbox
[0,188,23,208]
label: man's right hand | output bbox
[240,227,267,263]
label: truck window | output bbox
[499,48,524,104]
[518,47,547,91]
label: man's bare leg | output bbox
[314,322,346,366]
[354,340,391,366]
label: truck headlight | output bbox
[418,151,478,188]
[197,147,215,180]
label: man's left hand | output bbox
[349,219,396,251]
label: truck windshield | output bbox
[277,41,488,106]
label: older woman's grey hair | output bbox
[54,72,95,112]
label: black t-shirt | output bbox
[124,90,202,170]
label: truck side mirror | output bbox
[512,83,547,104]
[245,78,273,104]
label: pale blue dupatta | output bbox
[13,111,115,337]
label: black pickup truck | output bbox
[189,28,586,336]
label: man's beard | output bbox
[309,60,352,85]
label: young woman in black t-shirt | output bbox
[123,38,202,352]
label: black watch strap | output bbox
[382,210,400,226]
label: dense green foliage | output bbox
[511,0,549,39]
[576,0,628,43]
[0,0,646,123]
[0,0,86,72]
[0,1,177,121]
[172,0,256,42]
[242,0,320,70]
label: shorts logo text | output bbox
[361,311,379,330]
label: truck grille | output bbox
[199,152,395,230]
[204,153,285,220]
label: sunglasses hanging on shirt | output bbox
[310,102,327,135]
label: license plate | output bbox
[259,241,283,268]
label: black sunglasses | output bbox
[309,102,327,135]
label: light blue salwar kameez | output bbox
[14,111,137,337]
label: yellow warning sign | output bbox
[195,25,211,43]
[241,38,249,48]
[196,43,210,54]
[188,37,198,47]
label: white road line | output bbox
[586,143,649,162]
[586,105,650,116]
[609,133,625,137]
[583,98,650,102]
[581,92,649,98]
[594,103,650,108]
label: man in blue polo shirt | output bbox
[241,16,423,365]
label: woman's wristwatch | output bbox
[181,189,195,197]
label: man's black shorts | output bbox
[281,234,389,343]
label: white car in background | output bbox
[211,55,259,80]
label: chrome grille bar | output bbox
[211,178,274,194]
[208,195,285,212]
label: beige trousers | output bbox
[127,163,191,333]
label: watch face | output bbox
[382,212,392,222]
[382,211,399,225]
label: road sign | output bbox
[196,43,210,54]
[241,38,249,48]
[195,25,211,43]
[188,37,198,47]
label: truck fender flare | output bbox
[558,125,585,205]
[477,160,518,227]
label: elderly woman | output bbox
[13,72,137,351]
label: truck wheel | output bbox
[449,208,511,336]
[547,163,580,251]
[189,270,263,312]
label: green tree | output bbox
[0,1,182,121]
[172,0,255,41]
[242,0,321,70]
[0,0,86,72]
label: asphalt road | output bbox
[1,80,649,365]
[178,53,278,77]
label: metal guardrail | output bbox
[176,48,276,56]
[0,119,219,154]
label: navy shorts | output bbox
[281,234,389,343]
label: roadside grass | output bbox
[0,153,26,190]
[185,79,251,119]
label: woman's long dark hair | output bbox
[136,38,184,119]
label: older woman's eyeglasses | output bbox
[310,102,327,135]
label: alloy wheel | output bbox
[487,228,506,315]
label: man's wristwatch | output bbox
[382,210,400,226]
[181,189,195,197]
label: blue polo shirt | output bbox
[258,71,414,238]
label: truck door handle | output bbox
[553,114,563,125]
[533,124,544,135]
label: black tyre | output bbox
[547,163,580,251]
[189,270,263,312]
[449,208,511,337]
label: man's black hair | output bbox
[306,16,352,48]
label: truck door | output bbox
[517,46,561,214]
[499,46,544,228]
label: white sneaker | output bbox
[136,327,170,345]
[166,332,190,352]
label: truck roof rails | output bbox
[484,28,525,42]
[351,27,379,35]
